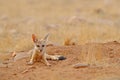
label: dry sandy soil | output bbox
[0,0,120,80]
[0,41,120,80]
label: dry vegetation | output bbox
[0,0,120,53]
[0,0,120,80]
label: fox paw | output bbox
[47,63,51,66]
[27,62,34,65]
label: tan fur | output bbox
[28,34,64,66]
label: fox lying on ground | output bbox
[28,33,66,66]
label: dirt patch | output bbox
[0,41,120,80]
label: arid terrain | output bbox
[0,0,120,80]
[0,41,120,80]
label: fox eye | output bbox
[36,45,40,47]
[42,45,45,47]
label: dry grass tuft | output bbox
[64,38,76,46]
[0,0,120,53]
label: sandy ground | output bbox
[0,0,120,80]
[0,41,120,80]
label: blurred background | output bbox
[0,0,120,53]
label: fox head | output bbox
[32,33,49,52]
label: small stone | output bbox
[72,63,89,69]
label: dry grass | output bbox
[0,0,120,53]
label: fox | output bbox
[27,33,66,66]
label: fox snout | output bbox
[40,49,43,52]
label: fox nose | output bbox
[40,49,42,52]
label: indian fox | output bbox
[28,33,66,66]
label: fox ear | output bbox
[43,33,49,41]
[32,34,38,42]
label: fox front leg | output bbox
[42,54,51,66]
[27,50,37,65]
